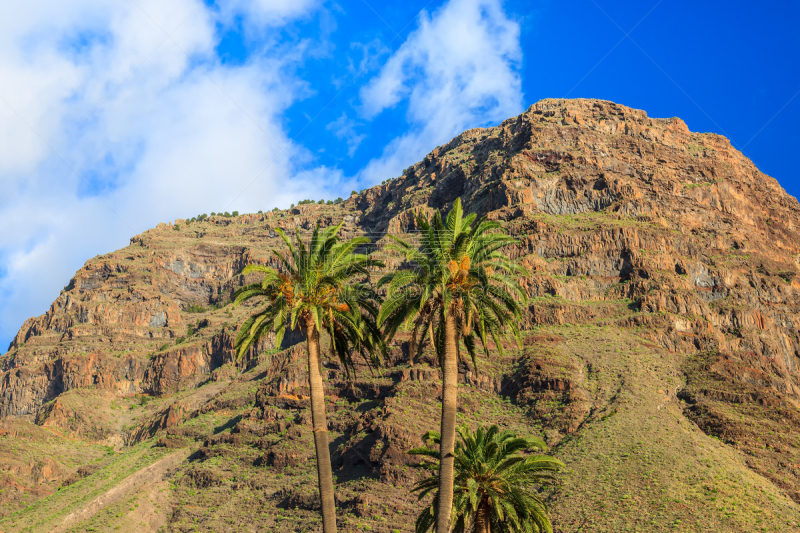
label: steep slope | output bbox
[1,98,799,532]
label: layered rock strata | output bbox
[2,98,799,508]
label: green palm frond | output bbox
[410,424,563,533]
[378,197,528,368]
[232,223,385,374]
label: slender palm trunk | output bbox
[306,323,337,532]
[475,498,491,533]
[437,311,459,533]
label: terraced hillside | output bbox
[1,98,799,532]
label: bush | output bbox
[158,343,170,351]
[335,197,343,203]
[223,211,231,217]
[232,210,239,217]
[273,207,280,212]
[290,203,295,208]
[175,336,185,345]
[173,225,180,231]
[185,304,207,313]
[351,190,357,196]
[210,212,216,216]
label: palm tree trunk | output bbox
[306,323,337,532]
[437,311,459,533]
[475,497,491,533]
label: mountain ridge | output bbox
[1,98,799,532]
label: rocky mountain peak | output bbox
[1,98,799,530]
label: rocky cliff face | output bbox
[2,98,800,531]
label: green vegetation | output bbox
[192,211,240,219]
[289,198,342,206]
[184,301,227,314]
[410,425,562,533]
[232,223,386,532]
[378,198,527,533]
[0,440,170,532]
[10,106,800,533]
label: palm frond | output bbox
[233,223,385,373]
[410,425,562,533]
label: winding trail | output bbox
[53,449,189,533]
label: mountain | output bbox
[1,98,799,532]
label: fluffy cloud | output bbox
[327,113,366,156]
[0,0,526,350]
[215,0,321,29]
[0,0,328,349]
[358,0,524,183]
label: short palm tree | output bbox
[378,198,527,532]
[410,425,563,533]
[233,223,384,533]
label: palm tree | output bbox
[409,425,563,533]
[233,223,384,533]
[378,198,527,532]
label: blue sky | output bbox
[0,0,798,351]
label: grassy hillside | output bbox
[2,98,800,531]
[4,311,799,531]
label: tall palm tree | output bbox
[409,425,563,533]
[233,223,384,533]
[378,198,527,532]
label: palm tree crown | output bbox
[410,425,563,533]
[233,222,383,368]
[377,198,526,368]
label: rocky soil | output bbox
[1,98,799,532]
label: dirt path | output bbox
[53,449,189,533]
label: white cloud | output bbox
[216,0,320,29]
[327,113,366,156]
[0,0,330,349]
[357,0,524,184]
[0,0,527,350]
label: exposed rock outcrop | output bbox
[1,98,800,519]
